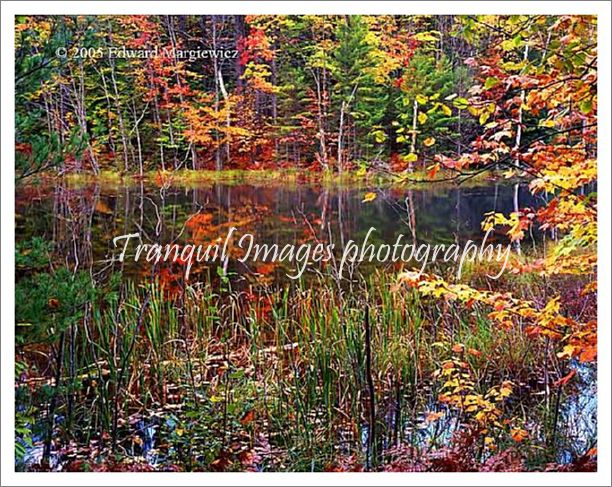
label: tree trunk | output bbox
[512,44,529,255]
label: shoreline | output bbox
[19,167,514,189]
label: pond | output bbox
[16,180,545,284]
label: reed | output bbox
[16,268,584,471]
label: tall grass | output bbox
[16,269,586,471]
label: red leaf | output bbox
[553,369,576,387]
[427,163,440,179]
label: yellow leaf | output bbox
[557,344,579,359]
[423,137,436,147]
[443,379,459,388]
[362,192,377,203]
[539,119,556,128]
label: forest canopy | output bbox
[15,15,596,179]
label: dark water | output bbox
[15,180,545,283]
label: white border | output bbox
[1,2,610,486]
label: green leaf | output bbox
[484,77,500,90]
[453,97,469,110]
[580,99,593,115]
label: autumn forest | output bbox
[14,14,597,473]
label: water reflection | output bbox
[16,181,545,283]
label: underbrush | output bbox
[15,264,596,472]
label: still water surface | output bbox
[16,180,544,282]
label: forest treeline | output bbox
[15,15,596,178]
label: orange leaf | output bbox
[438,393,451,403]
[427,163,440,179]
[511,428,528,443]
[425,411,443,422]
[579,347,597,363]
[467,348,482,358]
